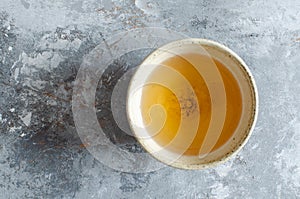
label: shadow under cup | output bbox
[127,39,258,169]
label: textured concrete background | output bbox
[0,0,300,198]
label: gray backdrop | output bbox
[0,0,299,198]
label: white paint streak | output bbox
[252,143,259,150]
[20,112,32,126]
[274,121,300,189]
[38,36,82,51]
[47,39,69,50]
[9,126,22,132]
[210,182,230,198]
[69,38,82,50]
[215,161,233,177]
[22,79,48,90]
[21,51,58,72]
[20,133,26,137]
[19,50,63,86]
[135,0,159,16]
[11,53,23,82]
[47,99,57,106]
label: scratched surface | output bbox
[0,0,300,198]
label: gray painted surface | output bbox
[0,0,300,198]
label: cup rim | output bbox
[126,38,259,170]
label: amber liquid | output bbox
[140,53,242,156]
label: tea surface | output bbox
[140,54,242,155]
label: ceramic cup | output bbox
[127,38,258,169]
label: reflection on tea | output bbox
[140,54,242,155]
